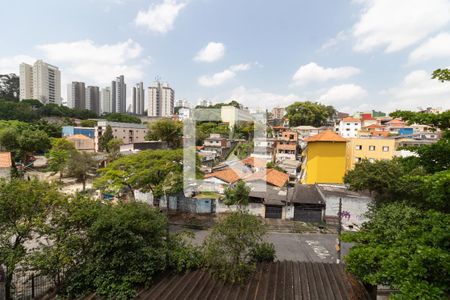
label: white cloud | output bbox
[319,31,349,51]
[194,42,225,62]
[353,0,450,52]
[318,84,368,104]
[37,39,145,101]
[198,64,251,87]
[384,70,450,111]
[227,86,300,109]
[292,62,360,86]
[135,0,187,34]
[408,32,450,63]
[0,55,36,74]
[37,39,142,65]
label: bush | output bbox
[250,242,276,263]
[167,232,204,273]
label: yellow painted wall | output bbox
[346,138,396,170]
[303,142,347,184]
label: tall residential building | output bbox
[67,82,86,109]
[132,82,145,115]
[271,107,286,119]
[101,87,112,114]
[148,81,175,117]
[111,75,126,113]
[85,86,100,115]
[19,60,61,104]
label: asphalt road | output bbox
[174,226,352,263]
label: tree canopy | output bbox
[0,74,19,101]
[285,101,336,127]
[95,149,185,199]
[431,68,450,82]
[389,110,450,130]
[203,211,274,284]
[343,203,450,299]
[104,112,142,124]
[146,119,183,148]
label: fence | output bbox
[11,270,55,300]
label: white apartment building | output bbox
[86,86,100,115]
[336,117,362,138]
[272,107,286,119]
[101,87,112,114]
[20,60,61,104]
[132,82,145,115]
[148,81,174,117]
[67,82,86,109]
[111,75,126,113]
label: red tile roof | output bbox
[0,152,12,168]
[204,169,242,183]
[365,124,385,129]
[244,169,289,187]
[240,157,267,168]
[304,131,347,143]
[342,117,361,122]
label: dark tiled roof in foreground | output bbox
[137,261,371,300]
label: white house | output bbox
[336,117,361,138]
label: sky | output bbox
[1,0,450,113]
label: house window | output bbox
[355,157,362,163]
[346,123,350,125]
[355,123,358,125]
[346,128,350,131]
[369,158,375,163]
[355,145,362,150]
[382,146,389,152]
[369,145,376,151]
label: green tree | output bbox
[0,127,19,151]
[0,179,63,299]
[106,138,122,161]
[98,125,113,152]
[203,212,273,284]
[95,149,185,200]
[0,74,20,100]
[46,138,76,180]
[80,119,97,127]
[286,101,336,127]
[266,162,287,173]
[17,128,51,159]
[146,119,183,148]
[431,68,450,82]
[390,110,450,130]
[67,151,97,192]
[104,112,141,124]
[223,180,250,208]
[343,203,450,299]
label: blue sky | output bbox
[1,0,450,113]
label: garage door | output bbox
[265,205,282,219]
[294,206,322,223]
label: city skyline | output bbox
[1,0,450,113]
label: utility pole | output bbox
[336,197,342,264]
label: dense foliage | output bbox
[390,110,450,130]
[103,112,142,124]
[0,98,97,122]
[343,204,450,299]
[203,212,275,284]
[223,180,250,207]
[431,68,450,82]
[0,179,202,299]
[344,112,450,298]
[95,149,185,199]
[286,101,336,127]
[146,119,183,148]
[0,74,19,101]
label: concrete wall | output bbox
[324,195,371,228]
[215,200,265,217]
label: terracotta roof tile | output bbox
[244,168,289,187]
[342,117,361,122]
[240,157,267,168]
[65,134,92,140]
[204,169,242,183]
[304,131,347,143]
[0,152,12,168]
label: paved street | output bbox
[174,226,352,263]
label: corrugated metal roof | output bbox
[137,261,371,300]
